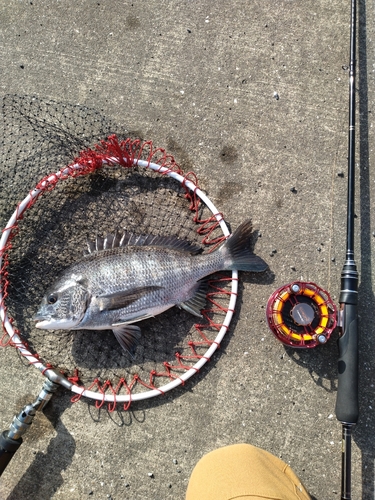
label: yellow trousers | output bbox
[186,444,311,500]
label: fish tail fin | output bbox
[220,220,268,272]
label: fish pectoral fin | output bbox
[178,280,208,318]
[112,324,141,357]
[97,286,163,311]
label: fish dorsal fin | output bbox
[85,231,202,255]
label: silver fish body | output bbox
[34,220,267,356]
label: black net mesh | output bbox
[0,95,231,402]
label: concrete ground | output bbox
[0,1,374,499]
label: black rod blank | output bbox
[335,0,359,498]
[346,0,357,261]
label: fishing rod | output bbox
[266,1,359,498]
[335,0,359,497]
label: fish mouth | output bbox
[33,312,55,329]
[33,314,79,330]
[33,313,48,322]
[33,316,52,329]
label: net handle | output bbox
[0,159,238,403]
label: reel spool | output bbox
[266,282,337,348]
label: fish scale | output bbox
[74,248,217,325]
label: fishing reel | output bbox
[266,281,337,348]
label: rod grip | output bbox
[335,302,359,424]
[0,431,23,476]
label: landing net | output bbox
[0,96,238,410]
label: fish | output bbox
[33,220,267,357]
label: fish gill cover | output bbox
[0,95,234,409]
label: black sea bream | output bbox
[34,220,267,356]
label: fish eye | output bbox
[47,294,58,304]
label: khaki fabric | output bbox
[185,444,311,500]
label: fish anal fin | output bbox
[98,286,162,311]
[112,324,141,357]
[178,280,208,318]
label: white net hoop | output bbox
[0,151,238,405]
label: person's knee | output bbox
[186,443,310,500]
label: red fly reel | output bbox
[266,282,337,348]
